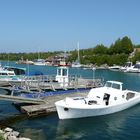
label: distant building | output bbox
[136,48,140,53]
[45,53,71,66]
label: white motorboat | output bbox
[127,61,140,73]
[108,65,121,71]
[55,80,140,119]
[120,62,133,72]
[0,69,19,86]
[0,65,26,86]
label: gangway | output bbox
[0,94,45,104]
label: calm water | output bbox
[1,61,140,140]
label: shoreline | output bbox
[0,127,31,140]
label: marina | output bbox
[0,64,140,139]
[0,1,140,139]
[0,63,102,119]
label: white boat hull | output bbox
[55,96,140,119]
[34,63,46,66]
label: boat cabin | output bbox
[0,70,15,76]
[123,62,133,67]
[4,66,26,75]
[87,81,127,106]
[55,66,69,87]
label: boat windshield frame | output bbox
[105,81,122,90]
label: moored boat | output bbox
[108,65,121,71]
[71,42,82,68]
[0,69,16,86]
[120,61,133,72]
[0,65,26,86]
[127,61,140,73]
[33,59,46,66]
[55,80,140,119]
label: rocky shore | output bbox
[0,127,31,140]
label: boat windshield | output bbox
[112,83,120,89]
[105,82,112,87]
[105,82,121,90]
[134,64,140,69]
[124,62,132,67]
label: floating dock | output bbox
[0,79,101,117]
[0,65,103,117]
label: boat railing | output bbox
[10,75,103,91]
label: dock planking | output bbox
[21,91,89,117]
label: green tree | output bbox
[109,39,121,54]
[93,44,108,55]
[108,36,133,54]
[121,36,133,54]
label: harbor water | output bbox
[1,62,140,140]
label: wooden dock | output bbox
[0,66,103,117]
[0,82,101,117]
[21,91,89,117]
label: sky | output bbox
[0,0,140,53]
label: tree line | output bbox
[0,51,61,61]
[0,36,140,66]
[68,36,140,66]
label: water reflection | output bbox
[21,128,46,140]
[1,104,140,140]
[11,114,58,140]
[56,105,140,140]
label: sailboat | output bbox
[33,49,46,66]
[34,59,46,66]
[72,42,82,68]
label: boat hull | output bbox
[55,96,140,119]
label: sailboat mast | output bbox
[38,47,40,59]
[77,42,80,62]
